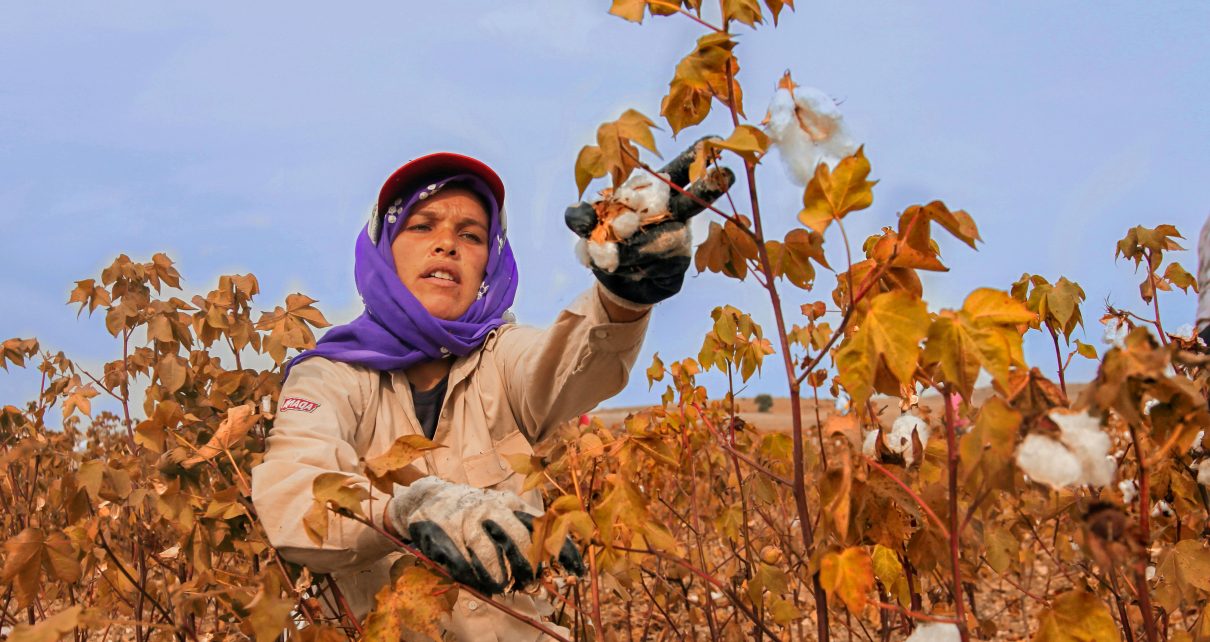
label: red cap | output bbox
[377,152,506,215]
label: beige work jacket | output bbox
[250,283,650,641]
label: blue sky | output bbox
[2,1,1208,412]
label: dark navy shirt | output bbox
[409,376,449,440]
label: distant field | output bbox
[589,384,1089,432]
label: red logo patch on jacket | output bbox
[280,397,320,413]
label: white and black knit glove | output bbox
[564,139,735,306]
[387,476,585,595]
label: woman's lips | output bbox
[420,276,460,289]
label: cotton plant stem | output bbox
[610,544,782,641]
[1146,252,1168,346]
[1048,325,1067,396]
[942,386,970,642]
[1128,422,1159,642]
[342,510,572,642]
[568,456,605,639]
[864,457,949,539]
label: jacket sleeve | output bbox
[250,358,396,574]
[494,281,652,444]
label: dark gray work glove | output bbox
[386,476,585,596]
[565,139,735,305]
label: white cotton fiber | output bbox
[587,240,619,273]
[884,414,929,465]
[1191,430,1205,457]
[1197,459,1210,487]
[1119,479,1138,503]
[1016,434,1083,489]
[614,170,671,223]
[1103,318,1128,347]
[861,430,878,459]
[1051,411,1116,487]
[764,85,858,186]
[610,211,641,239]
[904,622,961,642]
[574,238,592,267]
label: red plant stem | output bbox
[1128,422,1159,642]
[649,0,725,33]
[325,575,364,637]
[718,52,832,640]
[942,386,970,642]
[569,457,605,638]
[1146,251,1168,346]
[871,600,960,624]
[864,457,949,539]
[344,511,572,642]
[610,545,782,640]
[692,402,792,486]
[120,328,136,450]
[1048,325,1067,396]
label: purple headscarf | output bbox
[285,173,518,377]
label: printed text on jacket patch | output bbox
[280,397,320,413]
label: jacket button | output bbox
[467,600,479,611]
[498,460,507,471]
[593,329,609,339]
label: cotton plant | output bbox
[763,72,858,186]
[863,413,930,466]
[1015,410,1116,489]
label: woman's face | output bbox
[390,187,491,320]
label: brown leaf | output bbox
[364,435,444,494]
[7,605,82,642]
[181,403,259,468]
[820,547,874,613]
[362,566,452,641]
[798,147,875,233]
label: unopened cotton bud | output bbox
[587,240,620,272]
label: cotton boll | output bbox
[1142,399,1159,416]
[1190,430,1205,457]
[587,240,619,273]
[1173,323,1196,340]
[1119,479,1139,503]
[574,238,592,267]
[1146,565,1156,581]
[1151,500,1173,518]
[1197,459,1210,487]
[862,430,878,459]
[764,83,857,186]
[1103,318,1128,347]
[614,170,671,222]
[610,211,641,239]
[1051,410,1116,487]
[904,622,961,642]
[885,414,929,465]
[1016,434,1083,489]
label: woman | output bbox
[251,147,731,640]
